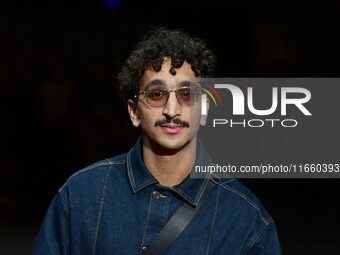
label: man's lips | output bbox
[154,118,189,128]
[160,124,183,134]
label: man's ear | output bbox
[127,99,141,127]
[200,96,210,126]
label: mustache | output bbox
[154,118,190,128]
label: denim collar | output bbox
[127,136,212,206]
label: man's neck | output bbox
[142,139,197,187]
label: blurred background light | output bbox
[104,0,122,9]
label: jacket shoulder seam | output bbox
[218,182,271,225]
[67,158,126,179]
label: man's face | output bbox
[127,58,208,153]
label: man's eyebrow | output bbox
[143,79,195,91]
[143,80,165,91]
[179,81,192,87]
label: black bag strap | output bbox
[143,180,215,255]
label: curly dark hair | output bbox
[117,27,217,103]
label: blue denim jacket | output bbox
[32,136,282,255]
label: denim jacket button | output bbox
[152,191,161,199]
[141,245,148,254]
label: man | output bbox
[32,27,282,254]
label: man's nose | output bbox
[162,91,182,118]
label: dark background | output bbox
[0,0,339,254]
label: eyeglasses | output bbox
[134,86,202,108]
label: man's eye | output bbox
[148,89,165,99]
[179,89,191,98]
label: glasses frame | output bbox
[134,86,202,108]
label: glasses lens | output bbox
[142,86,200,107]
[145,87,167,107]
[177,87,198,106]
